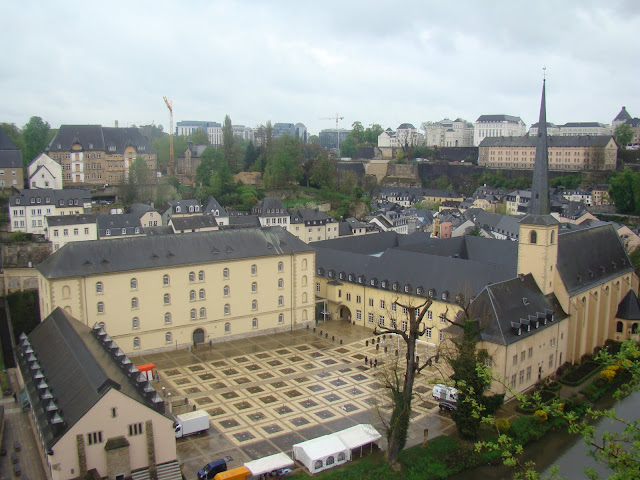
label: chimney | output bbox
[115,120,119,128]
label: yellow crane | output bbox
[319,113,344,130]
[163,96,174,176]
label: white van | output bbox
[432,384,458,403]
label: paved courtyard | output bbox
[135,321,457,478]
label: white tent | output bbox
[244,453,294,477]
[335,424,382,456]
[292,434,350,474]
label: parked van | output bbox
[432,384,458,403]
[214,466,251,480]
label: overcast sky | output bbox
[2,0,639,136]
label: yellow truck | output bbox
[214,466,251,480]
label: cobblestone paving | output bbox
[134,322,457,477]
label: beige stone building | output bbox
[16,308,179,480]
[47,125,157,186]
[46,214,98,251]
[289,209,339,243]
[478,136,617,171]
[36,227,315,354]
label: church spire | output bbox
[530,79,550,215]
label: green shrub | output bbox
[495,417,511,433]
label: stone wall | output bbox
[1,242,51,268]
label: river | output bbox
[449,389,640,480]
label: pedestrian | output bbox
[374,358,378,370]
[13,392,17,403]
[369,359,373,369]
[364,356,368,365]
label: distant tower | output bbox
[517,78,559,295]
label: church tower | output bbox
[517,79,559,295]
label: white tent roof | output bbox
[293,434,348,460]
[334,424,382,449]
[244,453,294,476]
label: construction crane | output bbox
[319,113,345,150]
[163,96,174,176]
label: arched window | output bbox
[550,231,555,244]
[530,230,537,244]
[278,296,284,306]
[62,285,71,299]
[133,337,140,349]
[302,293,308,303]
[164,312,171,324]
[252,318,258,329]
[96,281,103,293]
[278,278,284,289]
[165,332,172,343]
[252,282,258,293]
[132,317,139,329]
[278,313,284,324]
[131,297,138,309]
[251,264,257,275]
[163,274,170,286]
[163,293,170,305]
[337,452,346,462]
[97,302,104,314]
[252,300,258,311]
[190,308,196,320]
[278,261,284,272]
[302,275,307,286]
[302,259,308,270]
[189,271,195,282]
[224,304,230,315]
[199,307,206,318]
[223,285,230,296]
[223,268,229,279]
[198,270,205,281]
[326,456,335,466]
[199,288,205,300]
[224,322,230,333]
[616,321,623,333]
[130,278,137,290]
[190,290,196,301]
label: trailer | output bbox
[175,410,210,438]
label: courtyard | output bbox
[134,320,457,477]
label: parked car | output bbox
[198,459,227,479]
[438,401,457,412]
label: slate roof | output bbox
[562,122,607,128]
[102,127,155,154]
[37,227,313,279]
[0,150,22,168]
[97,214,143,237]
[46,213,97,227]
[616,290,640,320]
[171,215,218,230]
[17,308,165,450]
[614,107,632,122]
[397,123,416,129]
[0,125,18,149]
[315,245,514,301]
[476,115,523,123]
[166,199,201,214]
[203,196,228,217]
[379,187,461,200]
[47,125,105,151]
[479,135,614,148]
[315,231,400,254]
[290,209,336,225]
[129,203,157,217]
[9,188,91,207]
[225,215,261,227]
[557,224,633,295]
[253,198,288,217]
[469,274,568,346]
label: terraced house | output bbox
[36,227,315,354]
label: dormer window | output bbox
[441,291,449,301]
[339,272,345,280]
[381,281,387,288]
[429,289,436,298]
[416,287,423,295]
[15,198,20,205]
[348,274,354,281]
[175,206,181,213]
[392,282,399,291]
[89,143,93,149]
[30,198,35,204]
[404,285,410,293]
[36,197,41,204]
[523,297,529,305]
[106,229,111,236]
[45,197,50,203]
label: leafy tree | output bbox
[466,226,482,236]
[614,123,634,149]
[336,170,358,195]
[609,168,638,213]
[364,123,384,145]
[22,116,50,165]
[244,141,259,170]
[263,134,302,188]
[0,123,24,151]
[129,156,153,185]
[195,147,232,198]
[309,153,336,189]
[340,136,358,158]
[222,114,242,171]
[308,134,320,145]
[152,135,188,168]
[190,127,209,145]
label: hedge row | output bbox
[559,361,602,386]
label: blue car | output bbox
[197,459,227,479]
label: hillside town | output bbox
[1,76,640,480]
